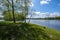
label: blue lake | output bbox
[27,20,60,30]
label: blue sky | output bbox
[28,0,60,18]
[0,0,60,18]
[32,0,60,12]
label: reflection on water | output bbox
[27,20,60,30]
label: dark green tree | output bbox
[3,10,25,21]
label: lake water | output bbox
[27,20,60,30]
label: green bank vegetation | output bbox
[0,22,60,40]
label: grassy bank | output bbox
[0,22,60,40]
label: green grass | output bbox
[0,22,60,40]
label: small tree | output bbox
[3,11,26,21]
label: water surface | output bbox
[27,20,60,30]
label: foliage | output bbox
[3,10,25,21]
[0,0,31,23]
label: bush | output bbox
[3,11,26,21]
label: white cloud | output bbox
[28,12,49,18]
[58,3,60,5]
[34,12,40,14]
[49,12,60,17]
[40,0,51,5]
[28,12,60,18]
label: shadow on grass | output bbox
[0,22,51,40]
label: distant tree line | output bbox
[43,17,60,20]
[26,16,60,20]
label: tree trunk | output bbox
[12,0,16,23]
